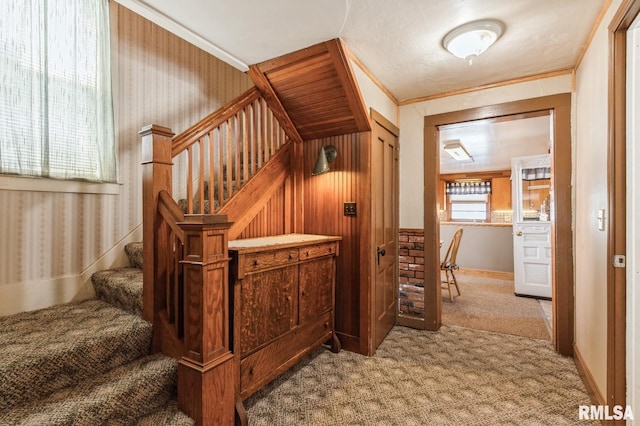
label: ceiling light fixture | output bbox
[442,19,504,65]
[443,142,473,162]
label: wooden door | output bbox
[371,111,399,351]
[512,223,552,298]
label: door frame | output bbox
[421,94,574,356]
[607,0,640,410]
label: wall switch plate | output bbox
[344,201,357,216]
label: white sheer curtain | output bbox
[0,0,116,182]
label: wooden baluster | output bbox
[140,124,175,346]
[177,214,235,426]
[242,108,249,184]
[187,146,194,214]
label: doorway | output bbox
[435,112,554,340]
[421,94,573,356]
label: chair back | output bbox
[442,228,463,268]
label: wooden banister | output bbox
[141,86,296,425]
[172,88,261,157]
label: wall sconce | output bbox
[442,19,504,65]
[312,145,338,176]
[443,142,473,161]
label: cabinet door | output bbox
[239,264,297,354]
[491,176,511,210]
[299,256,333,324]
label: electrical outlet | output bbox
[344,201,357,216]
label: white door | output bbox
[513,223,552,298]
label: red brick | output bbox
[415,271,424,279]
[399,242,413,250]
[409,249,424,257]
[399,270,415,278]
[399,235,408,242]
[399,249,409,256]
[398,262,408,270]
[414,257,424,265]
[408,278,424,285]
[399,276,409,284]
[399,255,414,264]
[408,263,424,271]
[408,236,424,243]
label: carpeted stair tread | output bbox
[1,353,177,425]
[136,400,195,426]
[92,267,143,316]
[0,299,152,412]
[125,242,144,269]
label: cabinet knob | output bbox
[324,322,329,329]
[288,254,293,260]
[286,296,292,302]
[253,260,259,266]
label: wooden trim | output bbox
[370,109,399,137]
[400,69,573,106]
[359,131,374,354]
[606,0,640,411]
[347,50,399,106]
[575,0,614,70]
[325,39,372,134]
[458,268,514,280]
[423,112,441,332]
[424,93,574,355]
[247,66,304,144]
[574,344,606,406]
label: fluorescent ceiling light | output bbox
[443,142,473,161]
[443,19,504,65]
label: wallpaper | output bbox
[0,2,253,314]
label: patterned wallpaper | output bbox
[0,3,253,314]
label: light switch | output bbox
[344,201,357,216]
[597,209,605,231]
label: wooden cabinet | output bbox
[228,234,341,410]
[491,176,512,210]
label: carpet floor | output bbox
[442,272,551,341]
[245,325,596,425]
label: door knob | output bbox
[515,231,523,236]
[376,247,386,265]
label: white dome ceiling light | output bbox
[442,19,505,65]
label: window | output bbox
[449,194,489,222]
[0,0,116,183]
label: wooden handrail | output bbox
[158,190,185,242]
[172,88,261,157]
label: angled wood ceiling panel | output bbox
[249,39,370,141]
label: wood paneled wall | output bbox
[0,3,253,315]
[236,184,288,239]
[303,133,370,353]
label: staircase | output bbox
[0,243,193,425]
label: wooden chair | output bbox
[441,228,463,302]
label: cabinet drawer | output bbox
[242,249,299,273]
[240,312,332,398]
[299,243,337,261]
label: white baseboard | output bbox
[0,225,142,317]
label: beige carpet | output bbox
[442,272,551,341]
[245,325,596,425]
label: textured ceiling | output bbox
[118,0,605,102]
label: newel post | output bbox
[140,125,175,330]
[177,215,235,426]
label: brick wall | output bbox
[398,229,425,316]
